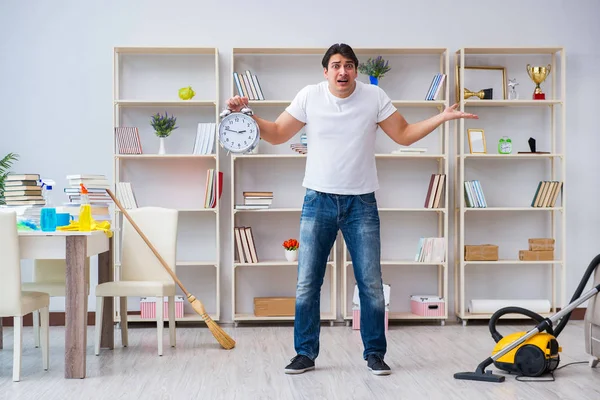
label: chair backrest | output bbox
[0,210,22,316]
[120,207,178,282]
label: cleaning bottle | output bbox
[78,183,92,232]
[40,178,57,232]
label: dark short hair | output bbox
[322,43,359,70]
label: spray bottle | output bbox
[39,178,57,232]
[78,183,92,231]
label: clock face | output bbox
[499,138,512,154]
[218,112,260,153]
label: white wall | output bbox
[1,0,599,322]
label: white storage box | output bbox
[140,296,184,319]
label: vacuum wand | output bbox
[454,283,600,383]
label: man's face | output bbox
[324,54,357,97]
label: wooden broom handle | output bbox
[105,189,189,297]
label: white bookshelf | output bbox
[454,47,566,325]
[228,47,450,325]
[339,47,450,326]
[112,46,222,323]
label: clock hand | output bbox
[238,130,246,133]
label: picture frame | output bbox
[455,66,507,103]
[468,129,487,154]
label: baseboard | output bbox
[1,311,142,326]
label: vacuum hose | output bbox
[489,253,600,342]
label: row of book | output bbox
[192,123,216,155]
[415,237,446,262]
[115,127,143,154]
[116,182,138,209]
[531,181,562,208]
[233,70,265,100]
[235,191,273,210]
[464,180,487,208]
[425,73,446,101]
[204,169,223,208]
[424,173,446,208]
[234,226,259,263]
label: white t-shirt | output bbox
[285,80,397,195]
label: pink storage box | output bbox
[410,295,445,317]
[352,308,389,331]
[140,296,184,319]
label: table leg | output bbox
[98,237,114,349]
[0,318,3,349]
[65,236,88,379]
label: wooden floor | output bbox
[0,320,598,399]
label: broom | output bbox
[105,188,236,350]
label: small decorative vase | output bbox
[158,137,166,155]
[369,76,379,85]
[285,249,298,262]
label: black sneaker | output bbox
[366,354,391,375]
[284,354,315,374]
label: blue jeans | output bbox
[294,188,387,361]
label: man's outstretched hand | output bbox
[443,103,478,121]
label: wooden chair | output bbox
[94,207,178,356]
[0,210,50,381]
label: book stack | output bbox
[3,173,44,206]
[235,191,273,210]
[290,133,307,154]
[234,226,259,263]
[415,237,446,262]
[424,174,445,208]
[392,146,427,155]
[62,174,111,221]
[464,180,487,208]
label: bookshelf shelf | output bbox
[463,100,562,107]
[235,261,335,268]
[464,260,563,265]
[115,154,217,159]
[463,207,563,212]
[462,153,563,159]
[117,208,217,213]
[454,46,566,326]
[112,46,222,323]
[114,100,216,107]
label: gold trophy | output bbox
[464,87,493,100]
[527,64,551,100]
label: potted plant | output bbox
[0,152,19,205]
[358,56,391,86]
[283,238,299,262]
[150,112,178,154]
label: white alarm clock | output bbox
[218,106,260,154]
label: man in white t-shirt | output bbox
[226,43,477,376]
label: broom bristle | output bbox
[188,294,236,350]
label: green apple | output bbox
[178,86,196,100]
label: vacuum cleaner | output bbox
[454,253,600,383]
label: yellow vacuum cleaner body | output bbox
[492,331,561,377]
